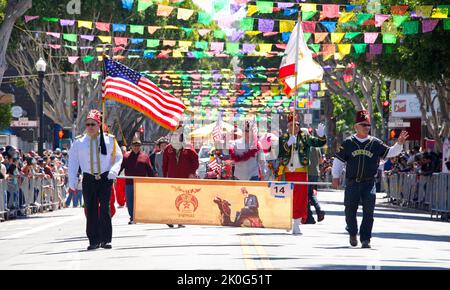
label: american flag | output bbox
[208,157,220,173]
[212,123,221,142]
[102,58,186,131]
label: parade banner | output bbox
[133,178,292,230]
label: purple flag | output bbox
[278,3,295,8]
[310,83,320,91]
[422,20,439,33]
[258,19,275,32]
[229,30,245,42]
[369,44,382,54]
[242,43,256,54]
[80,35,95,41]
[60,19,75,26]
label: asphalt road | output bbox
[1,190,449,270]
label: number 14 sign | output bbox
[268,182,294,198]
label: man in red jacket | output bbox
[162,126,199,228]
[120,138,154,224]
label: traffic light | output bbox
[389,129,402,139]
[58,129,64,139]
[382,100,390,119]
[72,100,78,120]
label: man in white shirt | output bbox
[331,110,408,249]
[68,110,123,250]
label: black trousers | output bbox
[344,179,376,242]
[82,172,113,246]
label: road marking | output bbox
[0,215,82,242]
[250,235,274,269]
[239,236,257,270]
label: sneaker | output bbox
[100,243,112,249]
[361,240,371,249]
[177,224,185,228]
[167,224,174,228]
[292,219,302,235]
[304,217,316,224]
[349,235,358,247]
[128,220,134,225]
[317,210,325,222]
[87,244,99,251]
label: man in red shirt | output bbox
[163,126,199,228]
[120,138,154,224]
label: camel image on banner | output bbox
[213,187,264,228]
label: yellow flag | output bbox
[245,31,261,36]
[338,44,352,56]
[247,5,258,16]
[331,33,345,43]
[98,36,112,43]
[78,20,93,29]
[172,49,183,58]
[338,12,354,23]
[259,43,272,53]
[279,20,296,33]
[301,4,317,12]
[178,41,192,48]
[177,8,194,20]
[431,8,448,18]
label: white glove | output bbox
[107,172,117,181]
[316,123,326,137]
[287,135,297,146]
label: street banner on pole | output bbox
[133,178,292,230]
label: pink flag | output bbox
[198,29,211,36]
[68,56,79,64]
[49,44,61,49]
[114,37,128,46]
[95,22,110,32]
[364,32,379,44]
[24,16,39,23]
[375,14,390,27]
[210,42,224,53]
[46,32,61,38]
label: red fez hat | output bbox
[87,109,102,124]
[355,110,371,124]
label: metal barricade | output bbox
[431,173,450,220]
[0,179,6,220]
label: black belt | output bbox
[346,177,375,183]
[83,172,109,181]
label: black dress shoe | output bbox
[304,218,316,224]
[100,243,112,249]
[349,235,358,247]
[361,240,371,249]
[317,210,325,222]
[167,224,174,228]
[87,244,99,251]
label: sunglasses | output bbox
[359,123,371,127]
[85,123,97,127]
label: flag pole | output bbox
[289,6,302,168]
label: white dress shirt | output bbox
[68,133,123,189]
[331,135,403,178]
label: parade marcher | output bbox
[230,121,267,181]
[154,137,169,177]
[278,113,327,235]
[115,146,128,208]
[163,126,199,228]
[119,137,154,225]
[68,109,123,250]
[306,146,325,224]
[332,110,408,249]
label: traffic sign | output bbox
[11,119,38,127]
[388,121,410,128]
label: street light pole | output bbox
[35,57,47,156]
[384,79,392,143]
